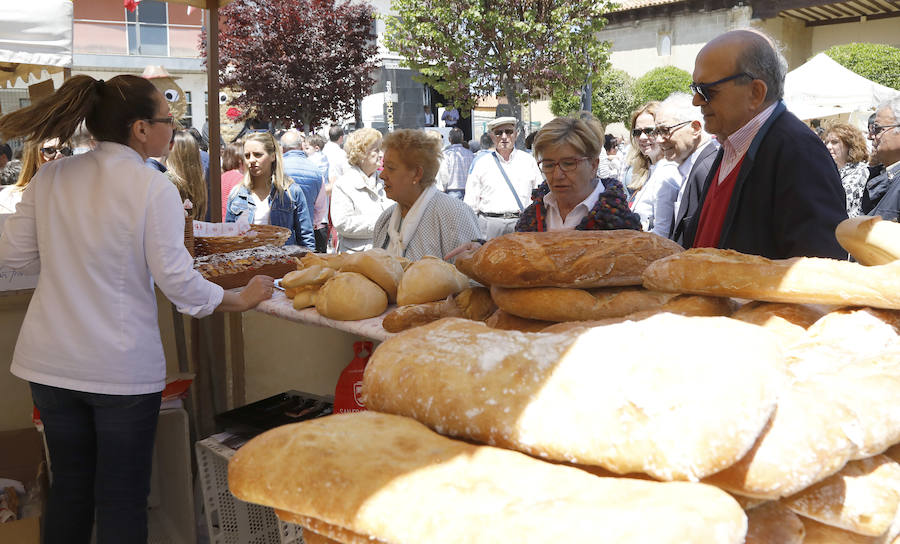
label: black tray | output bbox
[215,390,333,448]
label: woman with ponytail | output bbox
[0,75,274,544]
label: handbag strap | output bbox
[491,153,525,212]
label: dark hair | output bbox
[222,141,244,171]
[0,142,11,160]
[328,125,344,142]
[479,132,493,149]
[186,126,208,152]
[0,159,21,185]
[448,127,464,145]
[524,131,536,150]
[604,134,617,152]
[0,74,160,146]
[734,30,788,103]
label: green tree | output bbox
[383,0,614,120]
[550,68,636,126]
[632,66,692,107]
[824,43,900,90]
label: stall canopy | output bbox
[783,53,900,121]
[0,0,73,88]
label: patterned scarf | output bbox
[515,178,642,232]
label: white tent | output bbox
[0,0,73,88]
[783,53,900,121]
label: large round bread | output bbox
[316,272,388,321]
[455,230,684,288]
[397,256,469,306]
[339,249,405,303]
[490,285,677,322]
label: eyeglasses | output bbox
[653,120,692,139]
[147,116,175,125]
[631,127,656,139]
[493,128,515,137]
[690,72,756,103]
[40,146,72,157]
[871,123,900,137]
[538,157,590,173]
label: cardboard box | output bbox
[0,428,44,544]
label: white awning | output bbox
[0,0,73,87]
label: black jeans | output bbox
[30,382,161,544]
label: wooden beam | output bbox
[206,6,222,223]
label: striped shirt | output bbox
[716,102,778,185]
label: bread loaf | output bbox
[282,265,335,288]
[456,230,684,288]
[362,315,784,481]
[315,272,388,321]
[705,343,900,499]
[745,502,805,544]
[228,412,748,544]
[339,249,404,303]
[292,289,318,310]
[731,302,827,347]
[382,287,496,333]
[782,455,900,537]
[396,256,469,306]
[800,516,878,544]
[836,216,900,266]
[642,248,900,310]
[490,285,677,322]
[299,252,349,270]
[484,309,556,332]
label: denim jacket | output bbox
[225,181,315,249]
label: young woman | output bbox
[0,137,70,214]
[0,74,273,544]
[166,130,208,220]
[225,131,315,249]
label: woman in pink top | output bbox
[220,141,245,220]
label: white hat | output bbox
[487,116,517,131]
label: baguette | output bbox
[643,248,900,310]
[490,285,677,322]
[362,315,784,481]
[745,502,805,544]
[800,517,878,544]
[229,412,748,544]
[456,230,684,288]
[836,216,900,266]
[484,309,555,332]
[731,302,827,347]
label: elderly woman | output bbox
[823,122,869,217]
[372,129,480,261]
[226,131,315,249]
[330,128,392,252]
[516,117,641,232]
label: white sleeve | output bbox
[0,183,40,273]
[330,176,377,238]
[649,171,683,238]
[463,167,482,211]
[144,180,223,317]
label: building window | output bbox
[658,33,672,57]
[180,90,193,129]
[126,0,168,56]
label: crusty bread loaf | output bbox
[539,294,736,334]
[396,256,469,306]
[276,514,383,544]
[705,343,900,499]
[315,272,388,321]
[454,286,496,320]
[339,249,405,303]
[643,248,900,310]
[229,412,748,544]
[744,502,805,544]
[800,516,879,544]
[292,288,318,310]
[455,230,684,288]
[836,215,900,266]
[299,252,349,270]
[362,315,784,481]
[731,302,827,347]
[382,287,496,333]
[782,455,900,537]
[288,523,348,544]
[490,285,677,322]
[485,309,556,332]
[282,265,335,289]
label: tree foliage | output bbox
[824,43,900,91]
[550,68,635,126]
[632,66,692,107]
[201,0,379,130]
[383,0,614,120]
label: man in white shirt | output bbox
[322,125,348,185]
[436,128,474,200]
[441,106,460,128]
[464,117,543,239]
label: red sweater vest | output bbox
[693,156,745,248]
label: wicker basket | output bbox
[194,224,291,256]
[184,217,195,257]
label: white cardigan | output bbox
[330,165,392,253]
[0,142,223,395]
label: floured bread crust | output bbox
[490,285,677,322]
[362,315,784,481]
[744,502,805,544]
[229,412,748,544]
[339,249,405,303]
[731,302,827,347]
[397,256,469,306]
[456,230,684,288]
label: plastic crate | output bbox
[196,437,304,544]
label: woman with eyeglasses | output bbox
[822,122,869,218]
[225,131,315,250]
[0,74,274,544]
[0,138,71,214]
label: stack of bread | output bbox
[227,220,900,543]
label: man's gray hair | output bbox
[878,96,900,125]
[448,127,464,145]
[280,130,303,151]
[660,92,704,130]
[735,30,788,103]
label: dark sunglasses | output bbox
[631,127,656,138]
[653,120,692,139]
[493,128,515,136]
[871,123,900,137]
[690,72,755,103]
[41,146,72,157]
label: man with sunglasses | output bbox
[862,98,900,221]
[464,117,543,239]
[677,29,847,259]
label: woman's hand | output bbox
[217,274,275,313]
[444,241,482,262]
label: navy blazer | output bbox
[679,102,848,259]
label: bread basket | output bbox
[194,224,291,256]
[184,217,195,257]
